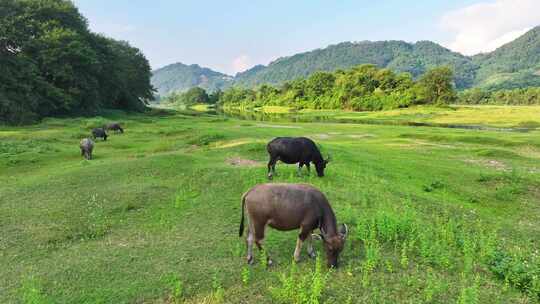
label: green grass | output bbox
[223,105,540,129]
[1,107,540,303]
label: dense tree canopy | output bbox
[416,66,457,105]
[0,0,154,124]
[216,64,456,111]
[458,87,540,105]
[162,87,212,106]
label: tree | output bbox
[183,87,209,104]
[0,0,154,124]
[417,66,457,105]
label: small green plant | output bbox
[259,248,269,268]
[20,275,48,304]
[457,274,480,304]
[400,240,410,269]
[212,273,224,303]
[270,256,327,304]
[166,275,184,303]
[241,267,250,285]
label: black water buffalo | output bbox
[239,183,348,268]
[92,128,108,141]
[266,137,330,179]
[105,122,124,133]
[80,138,94,160]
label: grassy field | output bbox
[226,105,540,129]
[1,107,540,303]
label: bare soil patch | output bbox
[255,123,301,129]
[464,159,509,171]
[313,133,331,139]
[347,134,376,139]
[226,157,263,167]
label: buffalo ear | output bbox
[339,223,348,240]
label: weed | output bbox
[241,267,250,285]
[211,274,224,303]
[20,274,49,304]
[457,274,480,304]
[270,256,327,304]
[166,274,184,303]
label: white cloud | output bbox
[441,0,540,55]
[231,55,252,74]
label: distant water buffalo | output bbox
[266,137,330,179]
[80,138,94,160]
[92,128,108,141]
[105,122,124,133]
[239,183,348,268]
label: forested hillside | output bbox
[0,0,154,124]
[235,40,477,89]
[473,26,540,90]
[153,27,540,95]
[214,64,456,111]
[151,63,233,96]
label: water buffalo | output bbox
[92,128,108,141]
[80,138,94,160]
[105,122,124,133]
[239,183,348,268]
[266,137,330,179]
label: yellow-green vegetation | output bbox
[258,106,295,113]
[224,105,540,129]
[1,108,540,303]
[190,104,214,112]
[348,105,540,128]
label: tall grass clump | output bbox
[270,256,328,304]
[351,201,540,298]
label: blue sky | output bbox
[73,0,540,74]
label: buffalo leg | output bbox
[254,223,273,266]
[246,227,255,265]
[306,234,316,259]
[297,163,304,176]
[305,163,311,175]
[294,227,313,262]
[267,156,278,179]
[293,238,304,262]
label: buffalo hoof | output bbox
[247,256,254,265]
[267,258,274,267]
[267,173,273,180]
[308,251,317,259]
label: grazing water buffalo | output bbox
[92,128,108,141]
[80,138,94,160]
[239,183,348,268]
[105,122,124,133]
[266,137,330,179]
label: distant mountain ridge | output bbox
[152,26,540,95]
[151,63,233,96]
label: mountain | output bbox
[151,63,233,96]
[235,40,477,89]
[473,26,540,90]
[152,27,540,95]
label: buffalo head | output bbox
[315,156,331,177]
[317,223,348,268]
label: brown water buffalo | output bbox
[80,138,94,160]
[239,183,348,268]
[105,122,124,133]
[266,137,330,179]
